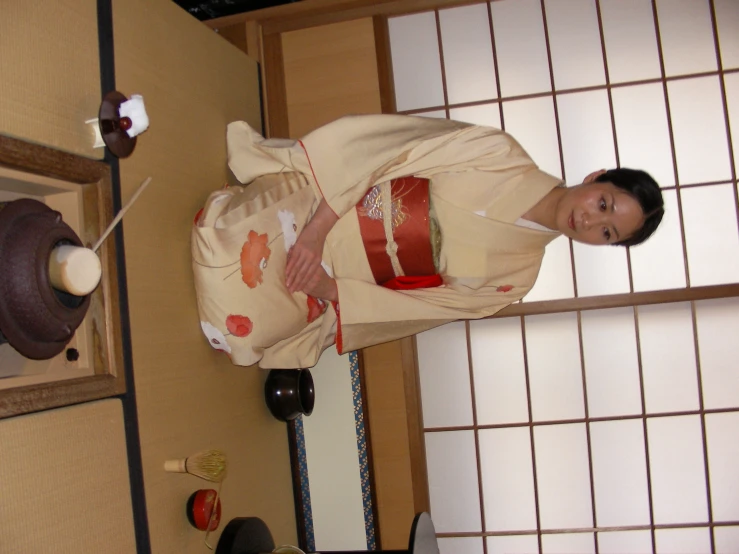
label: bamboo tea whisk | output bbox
[164,449,228,483]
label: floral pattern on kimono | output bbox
[226,314,254,337]
[240,230,271,288]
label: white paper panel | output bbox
[535,424,593,529]
[502,96,562,179]
[581,308,642,418]
[725,73,739,172]
[656,0,718,77]
[647,415,709,524]
[490,0,551,97]
[572,241,630,298]
[706,412,739,521]
[590,420,650,526]
[389,13,444,111]
[449,104,500,128]
[541,533,595,554]
[630,190,686,292]
[695,298,739,410]
[417,322,473,428]
[470,318,529,425]
[715,527,739,554]
[668,76,732,185]
[681,184,739,288]
[439,537,484,554]
[611,83,674,187]
[479,428,537,531]
[598,530,653,554]
[544,0,605,90]
[525,313,585,421]
[638,302,699,414]
[525,235,574,302]
[557,89,616,186]
[599,0,661,83]
[655,528,711,554]
[488,535,539,554]
[715,0,739,69]
[439,4,497,105]
[425,430,482,532]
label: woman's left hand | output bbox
[285,222,324,293]
[300,267,338,303]
[285,199,339,293]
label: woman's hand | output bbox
[285,200,338,293]
[285,222,324,293]
[300,267,339,303]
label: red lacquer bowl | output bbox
[186,489,222,531]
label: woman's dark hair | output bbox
[595,168,664,247]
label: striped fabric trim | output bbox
[350,351,377,550]
[294,415,316,552]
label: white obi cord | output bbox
[380,181,405,278]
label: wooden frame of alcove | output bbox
[0,134,125,419]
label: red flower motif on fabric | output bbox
[496,285,514,293]
[240,230,271,288]
[306,296,327,323]
[226,314,253,337]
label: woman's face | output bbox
[555,172,645,246]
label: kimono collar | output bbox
[431,193,560,254]
[483,168,564,225]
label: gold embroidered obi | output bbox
[355,176,441,285]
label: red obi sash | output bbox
[356,177,442,290]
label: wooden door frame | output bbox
[205,0,485,137]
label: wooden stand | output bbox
[0,135,125,418]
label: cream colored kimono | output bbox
[192,115,562,369]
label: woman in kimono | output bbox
[192,115,664,369]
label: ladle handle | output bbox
[93,176,152,252]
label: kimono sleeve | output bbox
[332,277,525,353]
[297,114,470,216]
[227,114,528,219]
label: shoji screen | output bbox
[388,1,739,553]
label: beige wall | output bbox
[281,18,382,137]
